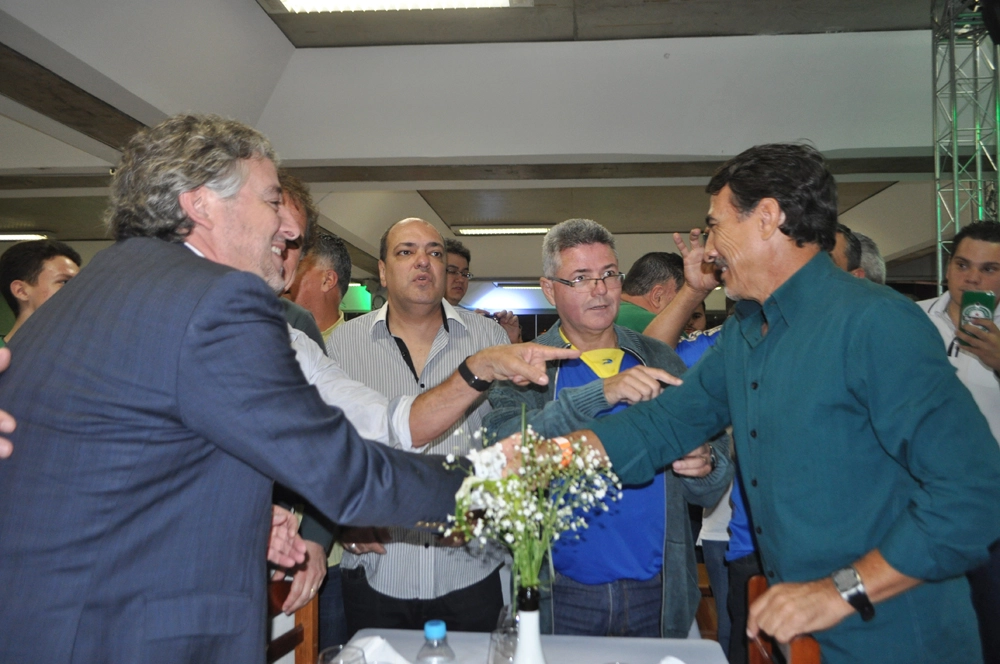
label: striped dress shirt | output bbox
[326,300,508,599]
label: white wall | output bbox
[260,30,931,163]
[838,181,937,260]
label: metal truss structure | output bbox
[932,0,1000,292]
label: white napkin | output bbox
[349,635,412,664]
[659,657,687,664]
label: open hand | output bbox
[673,229,720,294]
[268,505,307,569]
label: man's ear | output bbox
[321,269,339,294]
[851,267,867,279]
[178,187,214,230]
[378,260,387,288]
[756,198,785,241]
[9,280,29,305]
[647,283,666,311]
[540,277,556,307]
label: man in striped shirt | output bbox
[328,218,511,634]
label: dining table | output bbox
[352,627,728,664]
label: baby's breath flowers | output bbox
[444,411,621,589]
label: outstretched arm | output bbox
[407,343,580,447]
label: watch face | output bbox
[832,567,857,592]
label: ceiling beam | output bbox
[287,157,937,183]
[0,42,146,150]
[0,156,940,191]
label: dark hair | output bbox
[706,143,838,252]
[836,223,862,272]
[444,238,471,264]
[0,240,82,315]
[279,170,319,254]
[622,252,684,296]
[953,220,1000,252]
[106,114,275,242]
[305,229,352,298]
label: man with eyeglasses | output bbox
[484,218,732,638]
[444,238,521,343]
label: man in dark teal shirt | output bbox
[512,144,1000,663]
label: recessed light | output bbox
[456,227,549,236]
[0,233,48,242]
[281,0,510,11]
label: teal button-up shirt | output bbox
[589,252,1000,664]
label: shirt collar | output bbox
[734,251,840,340]
[369,298,466,337]
[184,242,205,258]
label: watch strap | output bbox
[458,357,492,392]
[832,566,876,622]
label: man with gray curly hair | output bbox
[0,114,572,664]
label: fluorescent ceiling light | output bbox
[0,233,48,242]
[493,281,541,289]
[281,0,509,10]
[456,227,549,236]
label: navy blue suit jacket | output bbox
[0,238,462,663]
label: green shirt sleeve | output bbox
[589,328,733,485]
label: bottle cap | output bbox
[424,619,447,640]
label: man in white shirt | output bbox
[917,220,1000,664]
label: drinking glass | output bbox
[488,605,518,664]
[318,645,367,664]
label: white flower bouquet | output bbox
[444,409,622,590]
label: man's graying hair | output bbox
[542,219,617,278]
[106,114,276,243]
[622,252,684,297]
[305,229,353,298]
[854,232,886,285]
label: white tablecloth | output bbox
[353,628,728,664]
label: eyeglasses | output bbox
[447,266,473,279]
[549,272,625,290]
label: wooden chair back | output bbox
[747,575,821,664]
[267,578,319,664]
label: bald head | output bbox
[380,218,442,261]
[378,218,447,310]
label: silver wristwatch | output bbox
[831,565,875,622]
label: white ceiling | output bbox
[0,0,943,286]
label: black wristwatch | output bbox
[458,357,492,392]
[831,565,875,622]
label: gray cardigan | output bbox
[484,321,733,638]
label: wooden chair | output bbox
[695,562,719,641]
[747,575,821,664]
[267,578,320,664]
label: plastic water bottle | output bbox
[416,620,456,664]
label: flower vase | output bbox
[513,586,546,664]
